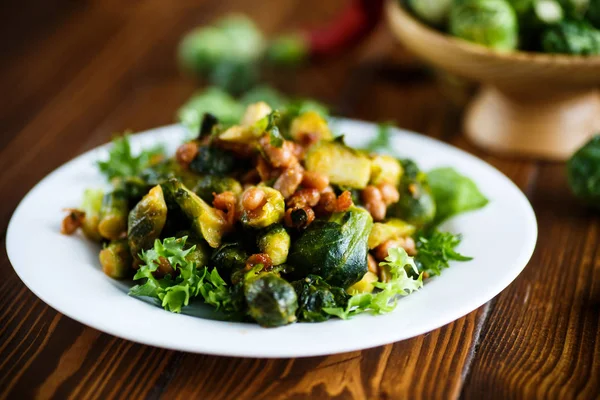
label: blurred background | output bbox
[2,0,463,149]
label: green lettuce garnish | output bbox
[97,134,164,181]
[427,167,488,225]
[415,230,472,277]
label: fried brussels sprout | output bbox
[292,275,349,322]
[244,273,298,327]
[194,175,242,203]
[180,233,212,268]
[239,186,285,229]
[99,239,133,279]
[409,0,453,26]
[305,140,372,189]
[387,160,436,228]
[128,185,168,262]
[257,224,291,265]
[368,219,416,249]
[289,111,333,142]
[567,135,600,205]
[542,20,600,54]
[211,242,249,278]
[288,207,373,288]
[370,155,403,186]
[189,146,238,176]
[98,189,129,240]
[80,188,104,242]
[449,0,519,51]
[347,271,379,295]
[162,179,230,248]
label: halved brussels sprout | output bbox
[256,224,291,265]
[370,155,403,186]
[99,239,133,279]
[194,175,242,203]
[239,186,285,229]
[128,185,168,262]
[211,242,249,279]
[244,272,298,327]
[368,219,416,249]
[162,178,230,248]
[189,146,238,176]
[387,160,436,228]
[98,190,129,240]
[289,111,332,142]
[305,140,372,189]
[288,206,373,288]
[347,271,379,295]
[80,188,104,242]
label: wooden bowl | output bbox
[385,0,600,160]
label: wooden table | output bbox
[1,0,599,398]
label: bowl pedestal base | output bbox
[465,86,600,161]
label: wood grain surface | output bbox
[1,1,598,399]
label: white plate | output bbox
[6,121,537,358]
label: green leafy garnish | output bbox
[363,123,393,152]
[199,268,243,316]
[97,134,164,181]
[323,247,423,319]
[415,230,472,277]
[129,237,203,313]
[266,111,284,147]
[427,167,488,225]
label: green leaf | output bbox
[415,230,472,277]
[363,123,393,152]
[97,134,164,181]
[266,111,284,148]
[427,167,488,225]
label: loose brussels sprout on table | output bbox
[404,0,600,54]
[62,100,487,327]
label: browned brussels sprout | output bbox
[256,224,291,265]
[128,185,168,263]
[244,272,298,327]
[99,239,133,279]
[98,190,129,241]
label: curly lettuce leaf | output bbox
[129,237,204,313]
[415,230,472,277]
[323,247,423,319]
[97,134,165,181]
[427,167,488,225]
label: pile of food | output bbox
[62,103,487,327]
[404,0,600,55]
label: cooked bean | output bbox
[175,142,199,167]
[302,171,330,192]
[378,182,400,205]
[362,185,386,221]
[274,164,303,199]
[241,187,266,211]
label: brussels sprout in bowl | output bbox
[386,0,600,160]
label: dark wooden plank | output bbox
[461,163,600,399]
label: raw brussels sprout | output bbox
[567,135,600,205]
[347,271,379,295]
[80,188,104,242]
[177,15,265,93]
[387,160,436,228]
[558,0,589,18]
[292,275,349,322]
[99,239,132,279]
[194,176,242,203]
[368,219,416,249]
[305,140,372,189]
[288,206,373,288]
[370,155,403,186]
[239,186,285,229]
[535,0,565,23]
[128,185,168,262]
[98,189,129,240]
[289,111,333,142]
[541,20,600,54]
[189,146,238,176]
[409,0,453,26]
[257,224,291,265]
[162,179,230,248]
[244,273,298,327]
[211,242,249,278]
[449,0,519,51]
